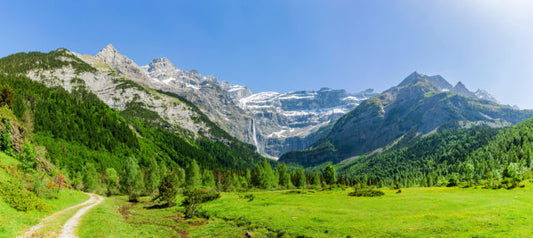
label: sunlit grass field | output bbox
[80,186,533,237]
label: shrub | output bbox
[181,188,220,218]
[348,188,385,197]
[154,174,179,206]
[0,181,50,211]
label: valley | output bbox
[2,3,533,235]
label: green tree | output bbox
[144,158,161,197]
[277,163,291,189]
[311,172,321,188]
[104,168,119,196]
[202,170,215,188]
[0,86,14,108]
[323,164,337,185]
[185,160,201,189]
[155,174,179,206]
[292,168,306,188]
[251,158,274,189]
[83,163,99,193]
[124,157,144,202]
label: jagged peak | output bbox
[97,44,118,55]
[454,81,466,88]
[147,57,180,73]
[398,72,453,91]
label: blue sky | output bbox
[1,0,533,108]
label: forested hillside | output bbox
[0,49,270,199]
[281,73,533,167]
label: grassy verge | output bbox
[0,190,88,238]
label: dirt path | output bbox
[19,192,104,238]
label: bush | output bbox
[0,181,50,211]
[181,189,220,218]
[348,188,385,197]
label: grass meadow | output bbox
[79,186,533,237]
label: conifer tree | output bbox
[145,158,161,196]
[202,170,215,188]
[277,163,291,189]
[323,164,337,185]
[125,157,144,202]
[185,160,201,189]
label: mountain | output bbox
[236,88,378,157]
[83,44,378,159]
[474,89,498,103]
[93,45,256,148]
[280,72,533,166]
[0,48,264,171]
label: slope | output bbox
[280,72,533,166]
[0,49,264,173]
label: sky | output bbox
[1,0,533,108]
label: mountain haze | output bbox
[280,72,533,166]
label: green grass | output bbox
[0,151,89,237]
[0,190,88,238]
[201,187,533,237]
[78,186,533,237]
[79,195,256,238]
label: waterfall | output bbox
[251,119,260,153]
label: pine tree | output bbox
[323,164,337,185]
[185,160,201,189]
[202,170,215,188]
[311,172,321,188]
[145,158,161,196]
[252,158,274,189]
[155,174,179,206]
[277,163,291,189]
[124,157,145,202]
[293,168,306,188]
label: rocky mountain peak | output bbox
[475,89,498,103]
[147,57,180,72]
[95,44,155,87]
[450,81,475,97]
[398,71,423,87]
[399,72,452,91]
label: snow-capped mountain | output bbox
[236,88,378,157]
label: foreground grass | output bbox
[0,151,89,237]
[203,187,533,237]
[79,186,533,237]
[79,196,252,238]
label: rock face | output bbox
[25,51,209,135]
[475,89,498,103]
[90,44,378,158]
[280,72,533,166]
[237,88,377,157]
[140,57,256,147]
[92,45,256,147]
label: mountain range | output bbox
[280,72,533,166]
[5,45,532,168]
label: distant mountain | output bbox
[237,88,378,157]
[280,72,533,166]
